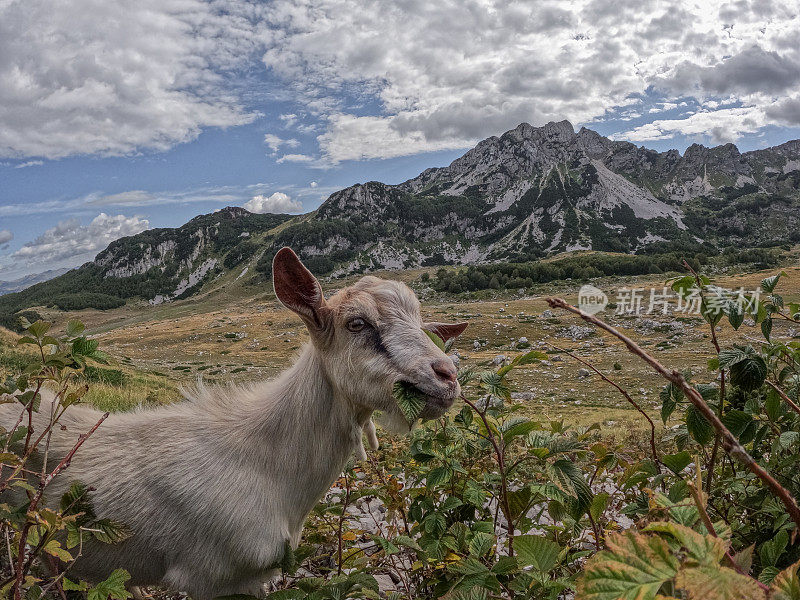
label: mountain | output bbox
[1,121,798,320]
[273,120,799,275]
[0,268,69,296]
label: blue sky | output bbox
[2,0,800,280]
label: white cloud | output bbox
[243,192,303,214]
[0,230,13,248]
[8,214,149,271]
[279,114,298,128]
[0,0,264,159]
[276,153,316,164]
[3,0,800,164]
[263,133,300,153]
[14,160,43,169]
[309,181,318,188]
[259,0,800,159]
[614,107,767,144]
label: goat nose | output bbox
[431,358,457,383]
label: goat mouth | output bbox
[396,380,457,413]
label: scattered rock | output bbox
[541,309,554,318]
[577,368,591,378]
[558,325,594,341]
[492,355,507,366]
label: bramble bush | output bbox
[0,318,130,600]
[260,268,800,600]
[4,267,800,600]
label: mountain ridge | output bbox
[1,120,798,318]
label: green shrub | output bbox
[0,318,130,598]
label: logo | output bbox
[578,284,608,315]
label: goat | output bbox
[0,247,467,599]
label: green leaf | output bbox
[762,273,785,293]
[87,569,131,600]
[507,486,533,521]
[371,535,399,555]
[426,466,453,488]
[729,356,767,391]
[394,535,422,552]
[423,328,446,351]
[72,337,100,357]
[480,371,510,401]
[660,451,692,475]
[762,317,773,341]
[26,320,51,339]
[686,405,714,446]
[730,544,754,576]
[676,565,764,600]
[577,531,679,600]
[515,535,561,572]
[721,410,753,438]
[727,302,744,330]
[469,531,494,557]
[771,559,800,600]
[660,383,683,425]
[502,419,538,443]
[497,350,547,377]
[62,578,88,592]
[760,529,788,568]
[643,522,726,566]
[392,381,426,424]
[590,493,610,522]
[65,320,86,337]
[551,458,593,512]
[492,556,519,575]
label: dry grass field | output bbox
[3,263,796,446]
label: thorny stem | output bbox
[546,342,661,472]
[546,296,800,534]
[336,471,351,576]
[766,380,800,417]
[460,392,515,556]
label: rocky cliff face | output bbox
[273,121,800,275]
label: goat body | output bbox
[1,347,368,599]
[1,248,467,599]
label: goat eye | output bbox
[346,318,367,332]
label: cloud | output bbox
[243,192,303,214]
[766,96,800,126]
[263,134,300,153]
[317,114,473,163]
[259,0,800,158]
[0,229,12,249]
[14,160,43,169]
[87,190,157,206]
[9,213,149,270]
[614,107,767,144]
[309,181,318,188]
[276,153,316,164]
[657,45,800,96]
[0,0,264,159]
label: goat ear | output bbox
[273,248,328,330]
[424,321,468,342]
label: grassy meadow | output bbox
[3,258,797,445]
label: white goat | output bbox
[0,248,467,599]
